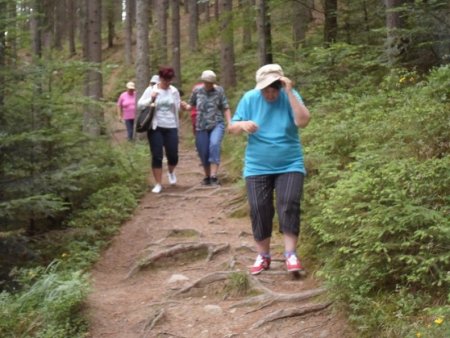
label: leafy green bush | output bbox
[301,63,450,336]
[0,263,88,338]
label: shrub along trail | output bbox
[85,120,351,337]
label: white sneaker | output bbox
[151,183,162,194]
[167,172,177,185]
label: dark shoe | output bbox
[201,176,211,185]
[210,176,220,186]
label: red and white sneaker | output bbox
[250,254,271,275]
[286,254,304,272]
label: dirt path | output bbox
[85,120,350,338]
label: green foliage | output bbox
[301,58,450,335]
[0,263,89,338]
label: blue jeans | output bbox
[125,119,134,140]
[147,127,179,168]
[195,123,225,167]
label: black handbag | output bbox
[136,102,156,133]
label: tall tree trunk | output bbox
[105,0,116,48]
[0,0,5,110]
[292,0,313,49]
[83,0,103,136]
[54,0,65,50]
[385,0,406,64]
[188,0,198,52]
[256,0,272,66]
[135,0,150,98]
[171,0,181,87]
[124,0,134,65]
[30,0,43,58]
[214,0,220,20]
[156,0,169,65]
[324,0,338,46]
[240,0,254,50]
[219,0,236,89]
[67,0,76,56]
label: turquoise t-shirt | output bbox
[232,88,306,178]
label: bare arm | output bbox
[228,120,259,134]
[280,76,311,128]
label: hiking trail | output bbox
[85,118,351,338]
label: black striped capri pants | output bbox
[245,172,304,242]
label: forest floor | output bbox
[84,115,353,338]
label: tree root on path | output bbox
[173,271,326,310]
[127,243,230,278]
[173,271,233,296]
[250,302,333,329]
[143,308,165,333]
[231,275,326,311]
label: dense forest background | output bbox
[0,0,449,337]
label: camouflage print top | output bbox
[189,85,230,131]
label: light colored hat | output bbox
[150,75,160,84]
[126,81,135,90]
[201,70,217,83]
[255,64,284,90]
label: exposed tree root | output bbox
[127,243,229,278]
[250,302,333,329]
[143,308,165,333]
[173,271,233,296]
[173,271,327,311]
[231,283,327,311]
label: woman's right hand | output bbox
[240,121,259,133]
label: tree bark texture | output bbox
[324,0,338,46]
[256,0,273,66]
[124,0,134,65]
[188,0,199,52]
[83,0,103,136]
[292,0,313,48]
[219,0,236,89]
[171,0,182,87]
[135,0,150,98]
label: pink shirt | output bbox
[117,91,136,120]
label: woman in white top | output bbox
[137,67,181,194]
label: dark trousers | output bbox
[125,119,134,140]
[245,172,304,241]
[147,127,179,168]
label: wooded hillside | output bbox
[0,1,449,337]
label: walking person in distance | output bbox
[184,70,231,186]
[117,81,136,141]
[137,67,182,194]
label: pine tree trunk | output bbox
[67,0,76,56]
[256,0,272,66]
[83,0,103,136]
[188,0,198,52]
[171,0,182,87]
[240,0,254,50]
[385,0,406,64]
[135,0,150,98]
[156,0,169,65]
[324,0,338,46]
[124,0,134,65]
[219,0,236,89]
[292,0,313,49]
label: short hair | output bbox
[268,80,282,90]
[159,67,175,80]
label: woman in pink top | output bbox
[117,81,136,141]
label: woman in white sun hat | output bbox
[229,64,311,275]
[185,70,231,186]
